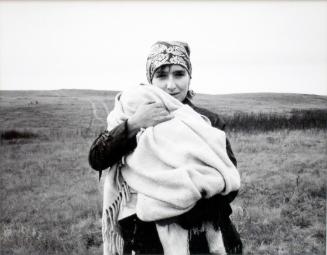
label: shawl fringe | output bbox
[102,163,130,255]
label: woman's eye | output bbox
[174,72,185,77]
[156,73,167,78]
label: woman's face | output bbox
[151,65,191,102]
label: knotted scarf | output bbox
[146,41,192,83]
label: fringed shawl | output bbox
[102,162,130,255]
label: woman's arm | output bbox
[88,120,138,171]
[88,101,173,172]
[210,114,237,168]
[226,138,237,167]
[211,116,238,202]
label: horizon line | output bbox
[1,88,326,97]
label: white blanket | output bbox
[106,85,240,221]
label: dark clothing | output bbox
[119,214,242,255]
[119,215,163,254]
[119,214,214,254]
[88,98,242,254]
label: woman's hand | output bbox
[127,101,173,136]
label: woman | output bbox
[89,41,242,254]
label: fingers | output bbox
[151,102,165,108]
[161,114,174,122]
[144,100,156,105]
[154,112,174,125]
[133,101,173,128]
[144,101,164,109]
[142,112,173,128]
[153,108,171,117]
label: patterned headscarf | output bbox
[146,41,192,83]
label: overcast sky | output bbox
[0,1,326,95]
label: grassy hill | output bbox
[0,90,326,255]
[193,92,327,115]
[1,90,326,133]
[2,89,326,114]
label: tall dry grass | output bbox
[223,109,327,132]
[1,136,103,255]
[229,129,326,255]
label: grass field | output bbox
[0,90,326,255]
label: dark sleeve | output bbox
[212,116,238,203]
[226,138,237,168]
[88,120,137,172]
[212,117,237,168]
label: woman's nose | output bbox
[166,77,176,91]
